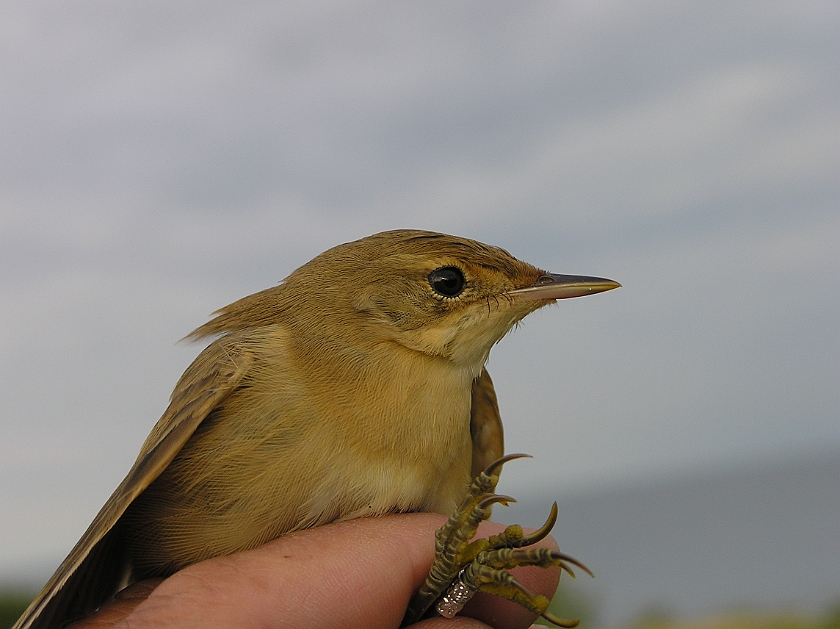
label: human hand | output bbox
[68,512,561,629]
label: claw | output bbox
[542,610,581,628]
[519,502,558,547]
[484,452,531,476]
[558,553,593,579]
[478,494,516,509]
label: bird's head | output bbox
[190,230,619,373]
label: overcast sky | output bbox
[1,1,838,581]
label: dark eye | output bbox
[428,266,466,298]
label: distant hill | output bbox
[496,448,840,626]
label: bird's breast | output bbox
[123,333,478,574]
[308,346,477,516]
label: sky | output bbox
[1,1,838,584]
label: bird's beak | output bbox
[508,274,621,301]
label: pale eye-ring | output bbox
[428,266,466,298]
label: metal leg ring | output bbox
[435,569,477,619]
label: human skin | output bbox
[68,513,562,629]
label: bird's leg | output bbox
[401,454,591,627]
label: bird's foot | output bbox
[401,454,591,627]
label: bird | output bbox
[13,229,619,629]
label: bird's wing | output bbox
[469,368,505,479]
[14,338,253,629]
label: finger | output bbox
[66,512,560,629]
[111,513,448,629]
[66,579,164,628]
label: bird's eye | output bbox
[428,266,466,298]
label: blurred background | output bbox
[1,2,838,627]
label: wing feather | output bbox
[14,339,252,629]
[469,368,505,478]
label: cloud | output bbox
[0,0,837,578]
